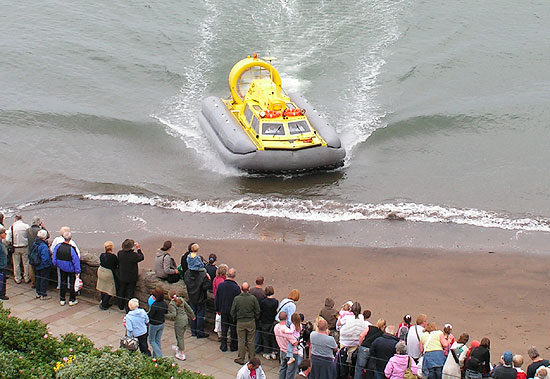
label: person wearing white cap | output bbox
[442,324,455,356]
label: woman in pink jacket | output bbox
[385,341,419,379]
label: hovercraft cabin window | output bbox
[262,122,285,136]
[251,116,259,134]
[244,105,254,124]
[288,120,310,135]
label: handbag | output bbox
[120,333,139,351]
[404,356,417,379]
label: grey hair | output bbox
[528,346,539,359]
[385,325,396,335]
[128,298,139,311]
[62,231,72,241]
[31,216,41,226]
[227,268,236,279]
[0,227,6,234]
[37,229,48,239]
[396,341,407,354]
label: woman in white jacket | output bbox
[442,333,469,379]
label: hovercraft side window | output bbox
[251,116,259,134]
[262,122,285,136]
[288,120,310,135]
[244,104,254,124]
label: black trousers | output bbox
[136,333,151,356]
[221,313,238,351]
[59,270,76,302]
[118,280,137,311]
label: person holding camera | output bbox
[117,239,144,312]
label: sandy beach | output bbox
[125,235,548,361]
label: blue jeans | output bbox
[189,303,206,336]
[279,353,300,379]
[148,323,164,357]
[355,346,370,379]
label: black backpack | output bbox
[29,245,42,267]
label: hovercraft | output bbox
[198,54,346,173]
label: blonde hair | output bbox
[513,355,524,368]
[416,314,428,325]
[128,298,139,311]
[217,264,228,276]
[424,322,437,333]
[104,241,114,252]
[376,319,387,331]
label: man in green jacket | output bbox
[231,282,260,365]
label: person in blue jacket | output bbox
[52,231,81,306]
[32,229,53,300]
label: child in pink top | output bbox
[285,313,302,364]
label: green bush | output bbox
[0,303,212,379]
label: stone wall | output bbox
[79,250,214,327]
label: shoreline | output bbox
[3,199,548,359]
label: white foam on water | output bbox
[83,193,550,233]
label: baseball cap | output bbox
[503,351,513,364]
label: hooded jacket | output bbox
[125,308,149,338]
[52,242,80,274]
[154,249,178,279]
[319,298,339,330]
[385,353,419,379]
[32,238,52,271]
[183,268,210,305]
[166,297,195,327]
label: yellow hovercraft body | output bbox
[198,55,346,173]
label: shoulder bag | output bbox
[120,332,139,351]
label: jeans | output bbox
[465,369,482,379]
[59,271,75,302]
[279,353,300,379]
[189,303,206,336]
[35,267,50,297]
[355,346,370,379]
[375,372,386,379]
[220,313,238,350]
[0,269,6,297]
[428,366,443,379]
[148,323,164,357]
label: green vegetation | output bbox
[0,303,212,379]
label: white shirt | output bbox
[236,364,266,379]
[6,220,30,247]
[51,236,81,257]
[407,325,424,359]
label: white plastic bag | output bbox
[74,276,83,292]
[214,313,222,333]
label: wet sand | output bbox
[129,236,548,361]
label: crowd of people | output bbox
[0,214,549,379]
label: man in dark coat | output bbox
[117,239,144,312]
[370,326,399,379]
[215,267,241,352]
[184,259,211,338]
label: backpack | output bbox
[29,245,42,267]
[398,325,409,341]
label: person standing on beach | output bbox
[407,314,427,362]
[526,346,549,379]
[250,276,266,354]
[26,216,49,289]
[183,244,211,338]
[216,267,241,352]
[31,229,52,300]
[117,239,144,312]
[50,226,80,290]
[231,282,260,365]
[0,227,9,300]
[275,311,300,379]
[6,215,30,284]
[309,319,338,379]
[52,231,81,306]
